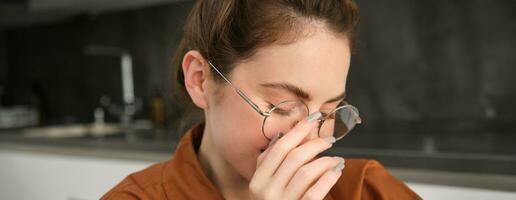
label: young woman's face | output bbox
[205,29,351,180]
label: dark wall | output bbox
[0,0,514,132]
[1,1,194,124]
[0,32,6,85]
[348,0,516,133]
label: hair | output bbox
[171,0,359,113]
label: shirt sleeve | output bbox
[361,160,422,200]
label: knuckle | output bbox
[326,156,340,164]
[249,181,257,191]
[250,183,278,200]
[249,180,261,194]
[297,166,314,179]
[319,176,334,185]
[318,138,333,148]
[302,192,318,200]
[270,141,288,155]
[317,156,334,164]
[286,149,305,163]
[315,156,339,170]
[261,187,278,200]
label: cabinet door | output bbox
[0,149,153,200]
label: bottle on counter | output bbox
[150,88,166,129]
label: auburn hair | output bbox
[171,0,358,107]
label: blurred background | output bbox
[0,0,515,199]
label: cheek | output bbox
[211,95,269,179]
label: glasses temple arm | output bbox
[208,61,267,116]
[235,89,266,115]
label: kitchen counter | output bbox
[1,123,516,192]
[0,128,176,161]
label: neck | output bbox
[197,121,250,200]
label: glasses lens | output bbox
[319,105,361,140]
[262,100,309,139]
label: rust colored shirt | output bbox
[102,123,422,200]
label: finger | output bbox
[254,112,322,179]
[283,157,343,199]
[301,164,343,200]
[257,132,283,167]
[271,137,336,189]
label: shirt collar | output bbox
[162,122,225,199]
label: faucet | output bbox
[84,45,139,129]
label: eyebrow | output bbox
[259,82,346,103]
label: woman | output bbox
[103,0,421,199]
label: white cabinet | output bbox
[0,149,154,200]
[2,146,516,200]
[408,183,516,200]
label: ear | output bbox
[182,50,211,109]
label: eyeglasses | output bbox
[208,61,362,141]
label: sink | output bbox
[21,123,123,138]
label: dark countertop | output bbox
[1,125,516,192]
[0,128,179,162]
[1,123,516,179]
[0,129,177,153]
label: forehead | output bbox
[234,30,351,102]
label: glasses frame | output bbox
[207,61,361,141]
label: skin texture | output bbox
[181,24,351,199]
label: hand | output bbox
[249,112,345,200]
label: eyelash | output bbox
[266,102,274,110]
[265,102,333,117]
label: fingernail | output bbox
[306,112,322,122]
[333,157,345,172]
[323,136,336,144]
[268,132,283,147]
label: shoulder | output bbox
[101,162,167,200]
[329,159,422,200]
